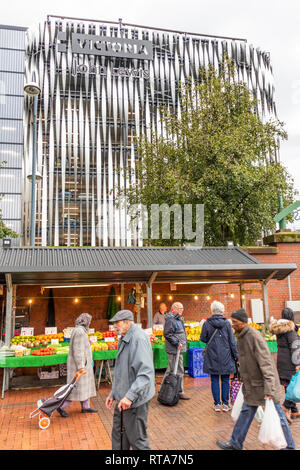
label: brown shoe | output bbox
[179,394,190,400]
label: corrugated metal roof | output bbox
[0,246,296,284]
[0,246,258,271]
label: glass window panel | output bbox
[0,49,25,73]
[0,194,21,219]
[0,168,21,192]
[0,119,23,143]
[0,144,22,167]
[0,72,24,95]
[0,28,25,50]
[0,95,23,118]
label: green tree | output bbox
[118,59,297,246]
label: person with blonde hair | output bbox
[200,301,238,412]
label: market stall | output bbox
[0,246,296,398]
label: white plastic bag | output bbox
[231,387,244,421]
[258,399,287,449]
[254,406,264,423]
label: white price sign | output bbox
[51,339,59,345]
[153,325,164,331]
[21,328,34,336]
[45,327,57,335]
[104,337,116,343]
[89,336,98,343]
[88,328,95,334]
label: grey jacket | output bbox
[163,312,187,355]
[109,323,155,408]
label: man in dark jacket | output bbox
[200,300,238,412]
[217,308,295,450]
[161,302,190,400]
[270,308,300,422]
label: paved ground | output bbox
[1,372,299,451]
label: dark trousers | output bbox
[112,402,151,450]
[210,374,230,406]
[230,401,295,450]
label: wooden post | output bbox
[120,284,125,310]
[147,272,157,329]
[5,274,13,347]
[260,281,269,326]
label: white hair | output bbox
[210,300,225,315]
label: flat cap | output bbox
[109,309,134,322]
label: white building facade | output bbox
[24,17,277,247]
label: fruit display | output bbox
[102,330,118,339]
[88,331,103,341]
[185,325,202,342]
[249,322,262,330]
[91,342,109,351]
[152,328,164,336]
[31,347,56,356]
[11,332,64,348]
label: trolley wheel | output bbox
[39,416,50,430]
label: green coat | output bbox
[237,325,282,406]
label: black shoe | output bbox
[217,440,237,450]
[57,407,69,418]
[81,407,98,413]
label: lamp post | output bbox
[24,82,41,246]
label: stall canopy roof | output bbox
[0,246,296,285]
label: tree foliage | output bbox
[119,59,297,246]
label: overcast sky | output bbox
[2,0,300,227]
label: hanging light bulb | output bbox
[168,295,173,301]
[194,295,198,300]
[74,298,79,303]
[241,294,245,300]
[230,293,235,299]
[28,299,33,305]
[206,296,211,301]
[117,296,121,302]
[156,295,161,301]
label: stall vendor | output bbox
[153,302,168,327]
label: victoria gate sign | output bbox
[57,31,153,60]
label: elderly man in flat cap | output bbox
[105,309,155,450]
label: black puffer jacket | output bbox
[269,320,300,381]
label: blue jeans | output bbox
[230,401,295,450]
[210,374,230,406]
